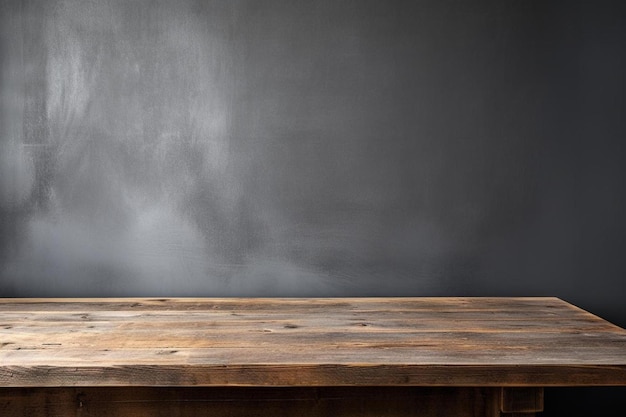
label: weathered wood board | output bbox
[1,297,626,387]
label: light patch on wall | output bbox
[0,0,337,296]
[0,144,35,210]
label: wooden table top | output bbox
[1,297,625,387]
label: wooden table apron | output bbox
[1,297,625,416]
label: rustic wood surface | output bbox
[1,297,625,387]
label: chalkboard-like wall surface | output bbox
[1,1,625,415]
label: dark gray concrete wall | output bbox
[1,1,625,413]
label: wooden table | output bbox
[1,297,625,416]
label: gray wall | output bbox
[1,1,625,414]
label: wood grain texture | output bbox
[1,297,626,387]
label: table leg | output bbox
[499,387,544,416]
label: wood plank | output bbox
[2,363,626,387]
[0,297,593,314]
[2,335,626,363]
